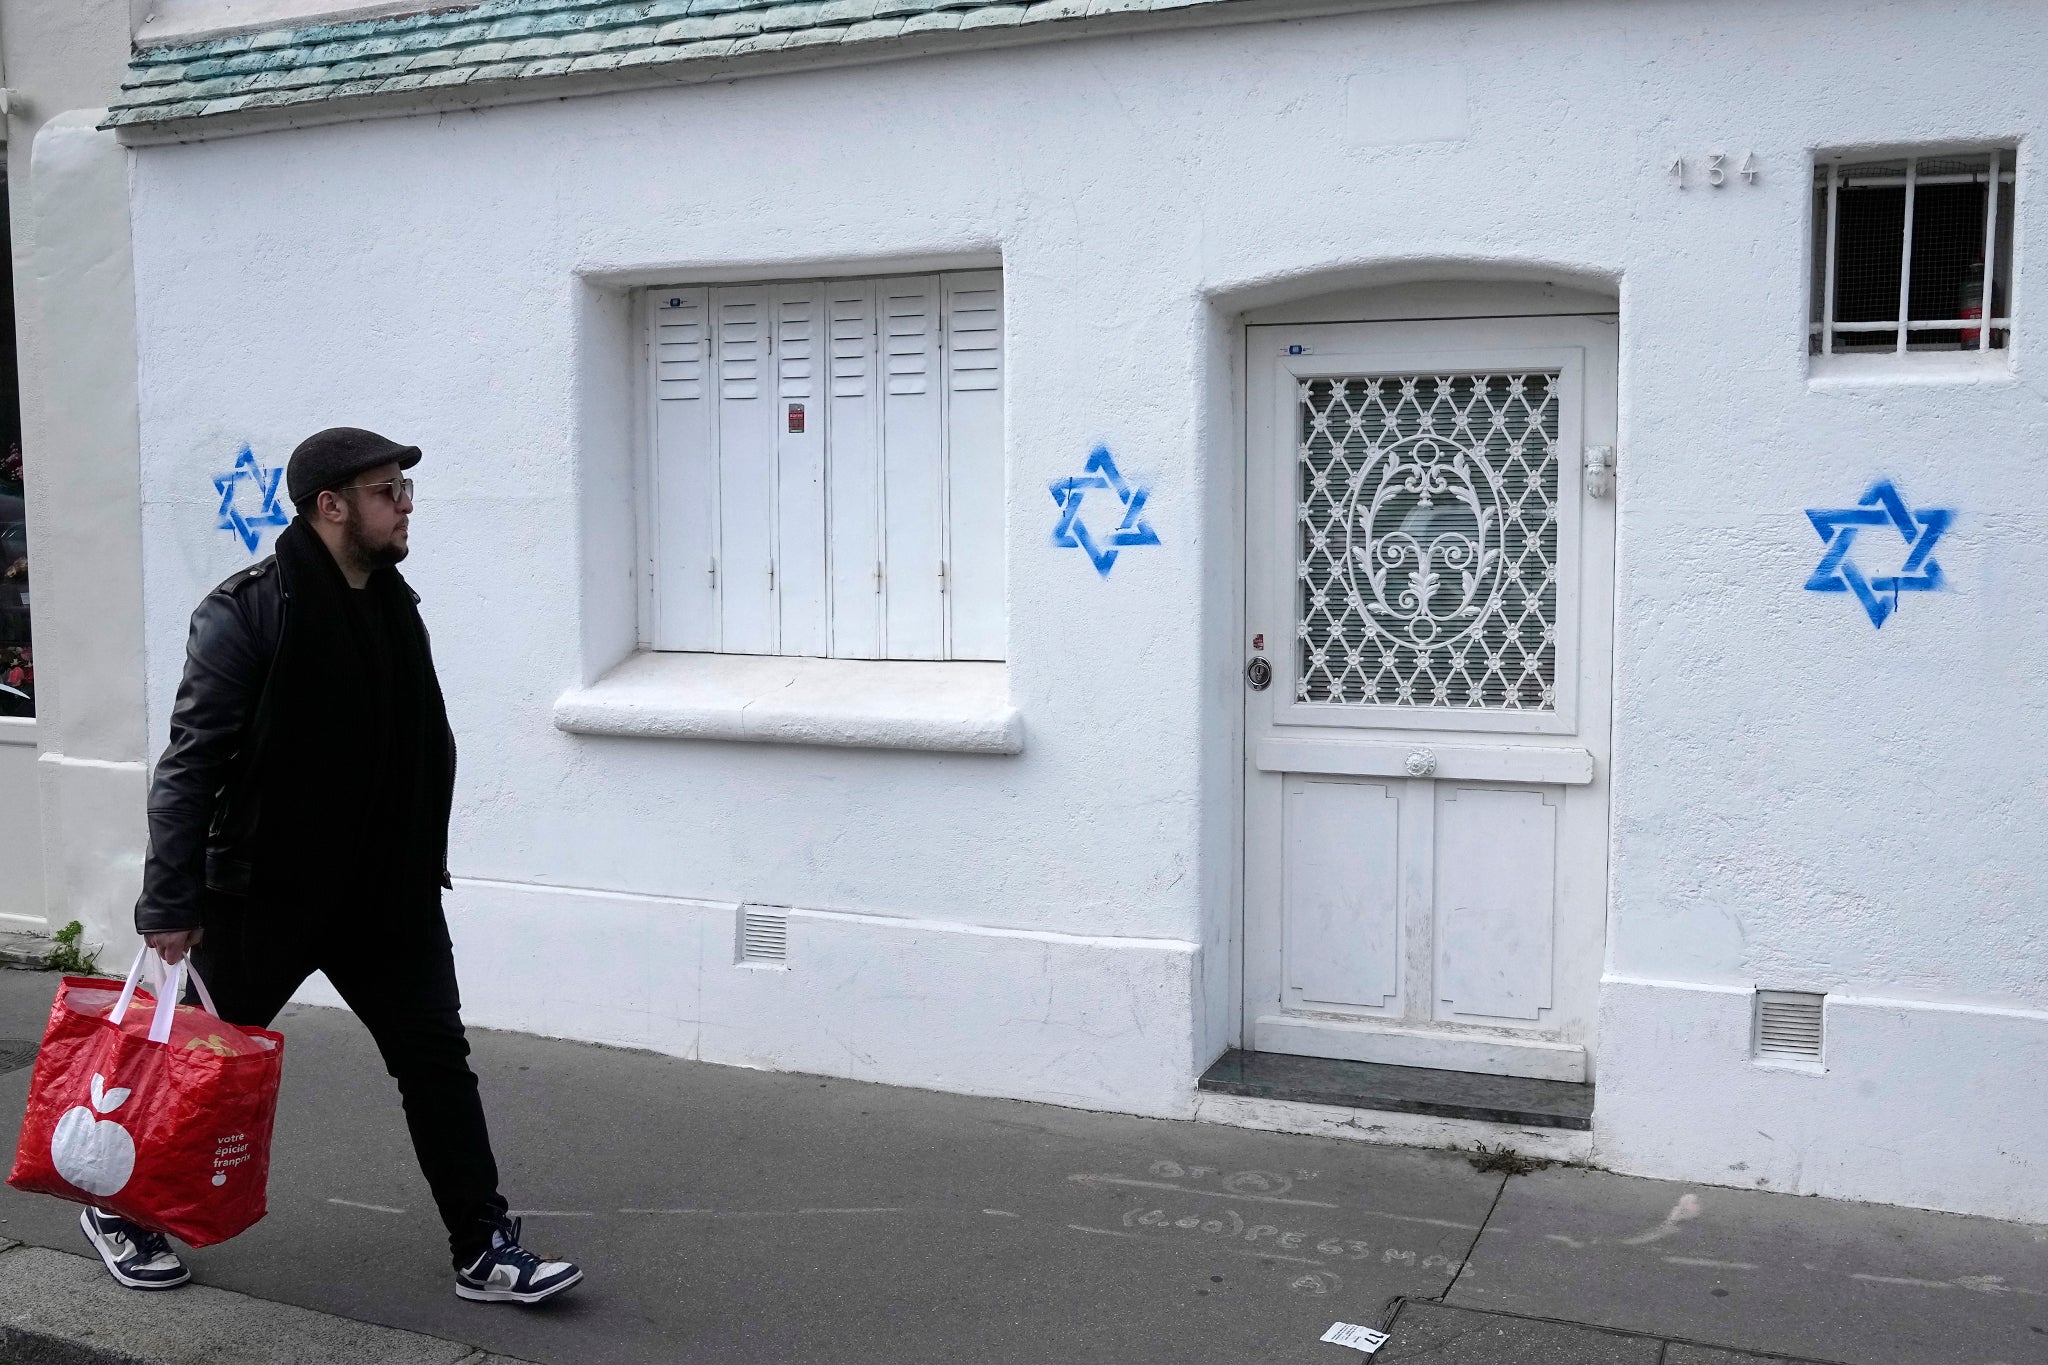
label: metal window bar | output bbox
[1894,156,1917,353]
[1815,150,2014,354]
[1815,319,2017,332]
[1980,149,2001,351]
[1835,170,2014,187]
[1822,161,1839,355]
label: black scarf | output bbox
[261,518,454,909]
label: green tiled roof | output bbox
[108,0,1248,134]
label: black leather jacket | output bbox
[133,554,452,934]
[135,557,290,934]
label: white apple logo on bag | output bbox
[50,1073,136,1198]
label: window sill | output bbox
[1807,349,2015,388]
[0,717,37,747]
[553,651,1023,755]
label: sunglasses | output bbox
[335,476,415,505]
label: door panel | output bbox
[1284,778,1402,1015]
[1244,315,1616,1083]
[1434,785,1557,1024]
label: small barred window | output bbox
[1811,149,2015,356]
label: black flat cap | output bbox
[287,427,422,505]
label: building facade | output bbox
[98,0,2048,1223]
[0,0,149,943]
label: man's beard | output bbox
[342,509,408,571]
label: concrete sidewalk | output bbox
[1,967,2043,1365]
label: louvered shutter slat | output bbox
[943,271,1005,661]
[880,277,946,660]
[716,287,777,654]
[775,283,829,658]
[651,288,718,651]
[826,281,884,658]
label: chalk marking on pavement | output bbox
[1622,1192,1701,1246]
[1664,1256,1757,1270]
[1355,1210,1482,1231]
[1067,1223,1148,1241]
[1851,1273,1955,1290]
[1069,1174,1339,1209]
[327,1199,405,1214]
[618,1207,905,1217]
[1232,1246,1330,1268]
[516,1210,598,1217]
[1844,1272,2044,1297]
[1545,1234,1587,1248]
[982,1209,1021,1217]
[1065,1223,1328,1268]
[1952,1274,2046,1297]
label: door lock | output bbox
[1245,656,1272,691]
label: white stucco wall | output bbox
[1,0,151,950]
[125,0,2048,1220]
[22,113,149,960]
[0,729,41,923]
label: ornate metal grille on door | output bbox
[1296,372,1560,709]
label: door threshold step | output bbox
[1197,1048,1594,1131]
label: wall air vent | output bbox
[738,906,790,965]
[1754,990,1825,1063]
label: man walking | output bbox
[91,427,582,1304]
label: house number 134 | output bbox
[1669,152,1758,188]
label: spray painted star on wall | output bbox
[1803,479,1952,628]
[1050,445,1160,577]
[214,444,290,553]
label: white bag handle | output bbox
[109,947,152,1024]
[110,946,220,1046]
[181,953,220,1019]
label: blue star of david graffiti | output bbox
[213,444,290,553]
[1803,479,1953,628]
[1049,445,1160,577]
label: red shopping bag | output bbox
[9,950,283,1247]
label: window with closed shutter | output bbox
[647,271,1005,662]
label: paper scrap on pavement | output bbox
[1320,1321,1391,1353]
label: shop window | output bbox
[0,165,27,719]
[643,272,1004,662]
[1810,149,2015,356]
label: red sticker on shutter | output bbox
[787,403,806,434]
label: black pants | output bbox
[191,891,508,1267]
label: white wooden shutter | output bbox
[880,276,945,660]
[826,280,883,659]
[650,288,717,651]
[774,284,829,658]
[715,286,777,654]
[942,271,1005,661]
[652,272,1006,664]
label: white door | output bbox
[1243,315,1617,1083]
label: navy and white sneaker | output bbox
[79,1207,191,1290]
[455,1216,582,1305]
